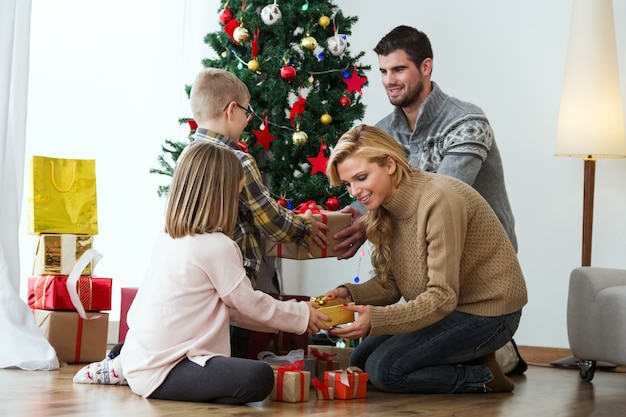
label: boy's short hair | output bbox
[190,68,251,123]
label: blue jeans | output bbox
[349,310,521,394]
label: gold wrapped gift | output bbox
[33,234,93,275]
[318,303,355,326]
[264,210,351,259]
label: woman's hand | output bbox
[329,304,371,340]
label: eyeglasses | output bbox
[223,101,255,120]
[237,103,254,119]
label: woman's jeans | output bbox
[349,310,521,394]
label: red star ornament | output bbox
[307,148,329,175]
[253,126,277,151]
[342,68,368,93]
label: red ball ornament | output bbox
[280,64,297,82]
[218,8,234,24]
[277,198,288,207]
[339,95,351,107]
[325,196,340,211]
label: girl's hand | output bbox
[307,303,330,335]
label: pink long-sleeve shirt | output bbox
[120,232,309,397]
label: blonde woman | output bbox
[75,141,329,404]
[324,125,527,393]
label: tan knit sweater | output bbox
[343,170,528,336]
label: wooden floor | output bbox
[2,351,626,417]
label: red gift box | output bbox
[244,294,309,359]
[325,367,369,399]
[28,275,112,311]
[118,287,138,343]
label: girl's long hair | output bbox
[165,141,243,239]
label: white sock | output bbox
[73,356,128,385]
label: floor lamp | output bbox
[551,0,626,368]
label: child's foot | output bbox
[482,352,515,392]
[73,357,127,385]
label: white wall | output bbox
[20,0,626,349]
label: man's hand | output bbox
[332,206,366,260]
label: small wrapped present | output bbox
[308,345,354,371]
[317,303,355,326]
[269,361,311,403]
[33,234,94,275]
[258,349,316,386]
[27,275,112,311]
[311,295,355,326]
[309,346,341,380]
[264,203,352,259]
[325,367,369,399]
[118,287,139,342]
[312,377,334,400]
[34,309,109,363]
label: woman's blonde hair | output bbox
[327,124,413,282]
[190,68,251,123]
[164,141,243,239]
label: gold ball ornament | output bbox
[292,130,308,146]
[248,59,259,71]
[318,15,330,28]
[320,113,332,125]
[233,26,249,43]
[300,35,318,51]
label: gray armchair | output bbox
[567,266,626,381]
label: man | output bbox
[333,25,525,374]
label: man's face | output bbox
[378,49,426,109]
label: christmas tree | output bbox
[151,0,369,210]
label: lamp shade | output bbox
[555,0,626,158]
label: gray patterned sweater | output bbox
[376,82,518,251]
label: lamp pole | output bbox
[581,157,595,267]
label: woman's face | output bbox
[337,154,397,210]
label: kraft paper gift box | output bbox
[34,309,109,363]
[27,275,112,311]
[33,234,94,275]
[269,362,311,403]
[118,287,139,343]
[324,367,369,399]
[264,210,351,259]
[312,377,334,400]
[308,345,354,372]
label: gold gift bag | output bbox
[28,155,98,235]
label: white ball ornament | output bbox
[261,4,282,25]
[327,34,347,56]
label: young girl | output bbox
[323,125,527,394]
[75,141,329,404]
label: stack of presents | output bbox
[26,155,112,364]
[250,204,370,402]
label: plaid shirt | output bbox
[193,129,312,281]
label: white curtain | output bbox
[0,0,59,370]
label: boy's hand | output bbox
[303,209,329,249]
